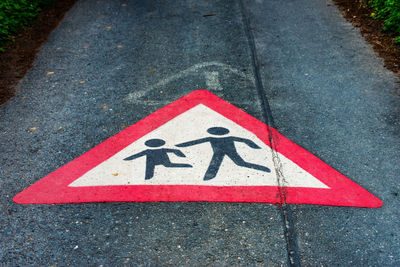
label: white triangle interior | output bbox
[69,104,329,188]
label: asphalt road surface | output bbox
[1,0,399,265]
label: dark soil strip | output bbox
[333,0,400,77]
[0,0,78,105]
[238,1,301,266]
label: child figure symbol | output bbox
[123,139,192,180]
[176,127,271,180]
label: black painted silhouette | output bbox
[176,127,271,181]
[124,139,192,180]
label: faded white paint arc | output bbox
[70,105,329,188]
[126,61,254,102]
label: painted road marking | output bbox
[204,71,223,91]
[126,61,254,103]
[14,90,382,207]
[69,104,327,188]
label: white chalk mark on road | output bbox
[126,61,254,102]
[205,71,223,91]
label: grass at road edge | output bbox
[0,0,56,51]
[369,0,400,43]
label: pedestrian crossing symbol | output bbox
[14,90,382,207]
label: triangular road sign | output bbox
[14,90,382,207]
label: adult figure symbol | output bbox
[176,127,271,181]
[124,139,192,180]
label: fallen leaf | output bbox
[149,69,155,72]
[112,173,119,176]
[102,105,108,110]
[117,45,123,48]
[46,72,54,76]
[105,26,112,30]
[122,3,127,6]
[121,125,127,128]
[29,127,37,132]
[79,81,86,84]
[57,126,63,130]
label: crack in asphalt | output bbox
[238,0,300,266]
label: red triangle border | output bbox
[13,90,382,207]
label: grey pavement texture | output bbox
[0,0,399,265]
